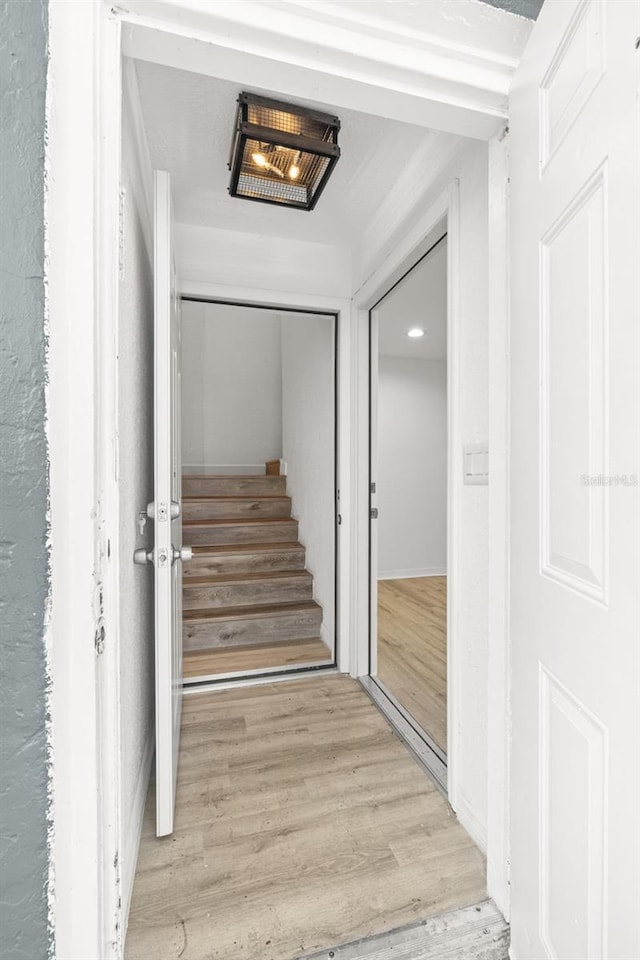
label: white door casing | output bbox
[153,169,185,838]
[369,309,379,678]
[509,1,640,957]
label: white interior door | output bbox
[153,169,186,837]
[369,309,379,676]
[509,2,639,957]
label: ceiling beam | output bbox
[118,0,523,141]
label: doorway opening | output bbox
[179,297,338,685]
[364,229,449,792]
[103,20,510,954]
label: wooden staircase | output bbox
[181,472,331,677]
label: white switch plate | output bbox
[463,442,489,485]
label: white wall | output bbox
[377,356,447,578]
[118,87,155,925]
[177,222,352,300]
[181,301,283,474]
[281,314,336,652]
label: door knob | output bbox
[133,548,153,565]
[172,546,193,564]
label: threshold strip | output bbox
[297,900,509,960]
[359,676,447,795]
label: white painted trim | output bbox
[456,793,489,855]
[445,178,461,813]
[119,1,514,141]
[378,568,447,580]
[96,6,125,956]
[182,463,266,476]
[120,731,154,940]
[486,132,512,920]
[181,279,348,314]
[47,3,102,957]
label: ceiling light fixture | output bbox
[407,328,425,338]
[228,92,341,211]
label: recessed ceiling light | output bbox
[407,328,425,338]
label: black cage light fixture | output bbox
[228,92,341,211]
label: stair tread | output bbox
[183,495,290,501]
[184,517,295,527]
[184,570,312,586]
[191,542,304,555]
[182,475,282,481]
[184,600,321,623]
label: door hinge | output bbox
[370,507,379,519]
[370,482,376,494]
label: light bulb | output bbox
[407,328,425,338]
[289,164,300,180]
[252,152,268,167]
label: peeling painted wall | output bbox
[0,1,51,958]
[478,0,543,20]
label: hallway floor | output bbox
[125,675,484,960]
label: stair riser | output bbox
[183,476,286,497]
[183,498,291,521]
[184,520,298,547]
[183,577,313,611]
[184,610,323,650]
[184,548,306,578]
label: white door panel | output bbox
[509,1,639,957]
[153,169,184,838]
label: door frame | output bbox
[178,294,344,687]
[46,2,512,956]
[364,228,450,795]
[352,191,458,799]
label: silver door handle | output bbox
[133,548,153,565]
[172,546,193,564]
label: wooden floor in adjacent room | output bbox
[377,577,447,753]
[125,674,484,960]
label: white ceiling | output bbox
[133,59,458,248]
[377,237,447,360]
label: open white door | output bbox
[153,169,188,837]
[509,2,639,957]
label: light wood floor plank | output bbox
[377,577,447,752]
[183,638,332,677]
[125,675,484,960]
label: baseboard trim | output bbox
[378,567,447,580]
[182,463,266,476]
[121,727,154,941]
[455,793,488,855]
[320,621,335,654]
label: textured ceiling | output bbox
[134,59,457,248]
[377,238,447,361]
